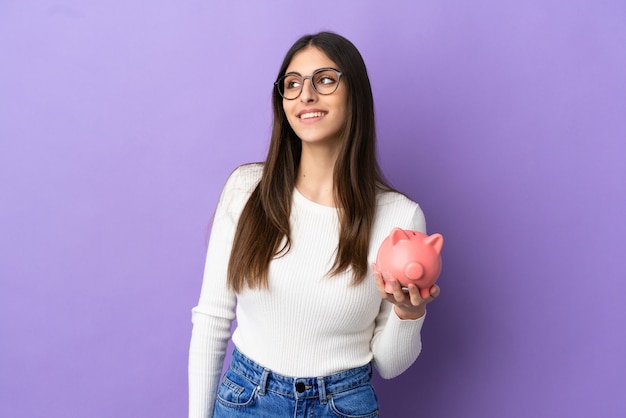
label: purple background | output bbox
[1,1,625,417]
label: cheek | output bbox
[333,102,349,127]
[332,94,349,123]
[284,111,298,129]
[282,102,296,126]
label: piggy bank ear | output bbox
[391,228,409,246]
[426,233,444,254]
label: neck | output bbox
[295,143,338,207]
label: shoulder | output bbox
[375,190,426,233]
[376,189,420,213]
[224,163,264,192]
[216,163,263,214]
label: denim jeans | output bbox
[213,348,379,417]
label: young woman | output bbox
[188,32,440,418]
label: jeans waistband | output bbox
[229,347,372,402]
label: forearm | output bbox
[371,302,425,379]
[188,310,232,418]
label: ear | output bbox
[426,233,444,254]
[390,228,409,246]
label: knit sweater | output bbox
[188,163,428,418]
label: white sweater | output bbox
[188,164,428,418]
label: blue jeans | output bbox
[214,348,379,417]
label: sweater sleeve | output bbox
[370,205,428,379]
[188,166,256,418]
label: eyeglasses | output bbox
[275,67,343,100]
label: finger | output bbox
[371,267,382,284]
[387,277,407,303]
[429,284,440,299]
[373,274,394,299]
[407,284,425,306]
[373,274,386,293]
[380,271,396,295]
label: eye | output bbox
[314,72,337,86]
[286,80,301,90]
[283,75,302,91]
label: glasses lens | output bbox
[279,74,302,99]
[313,70,340,95]
[277,69,341,99]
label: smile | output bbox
[299,111,327,120]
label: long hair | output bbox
[227,32,394,292]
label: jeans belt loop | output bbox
[258,368,270,396]
[317,377,327,404]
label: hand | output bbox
[372,263,440,320]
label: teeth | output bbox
[300,112,325,119]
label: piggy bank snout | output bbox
[405,262,424,280]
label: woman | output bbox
[188,31,440,418]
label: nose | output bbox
[299,77,317,103]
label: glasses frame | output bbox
[275,67,343,100]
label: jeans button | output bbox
[295,382,306,393]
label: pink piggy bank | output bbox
[375,228,444,297]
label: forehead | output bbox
[285,47,338,74]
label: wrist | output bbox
[394,305,426,321]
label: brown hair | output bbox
[227,32,394,292]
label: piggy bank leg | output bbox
[419,286,434,299]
